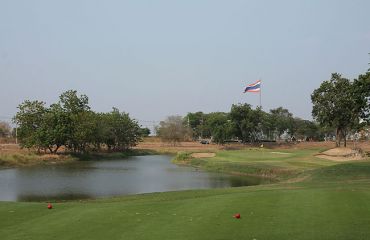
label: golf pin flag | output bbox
[244,80,261,93]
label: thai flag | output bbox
[244,80,261,93]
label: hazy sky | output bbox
[1,0,369,128]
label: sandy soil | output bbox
[191,152,216,158]
[2,139,369,156]
[322,148,356,156]
[0,143,27,154]
[136,138,340,152]
[135,138,221,153]
[316,147,367,162]
[315,155,364,162]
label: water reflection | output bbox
[0,155,270,202]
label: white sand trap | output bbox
[191,153,216,158]
[316,147,366,162]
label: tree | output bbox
[107,108,141,151]
[0,121,11,138]
[13,100,48,151]
[13,90,142,153]
[139,127,151,137]
[185,112,206,139]
[270,107,294,139]
[292,118,325,141]
[259,110,275,141]
[157,116,191,145]
[206,112,233,144]
[230,104,262,143]
[311,73,369,147]
[59,90,90,114]
[40,103,70,153]
[58,90,91,152]
[353,72,370,125]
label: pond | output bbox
[0,155,267,202]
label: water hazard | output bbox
[0,155,267,201]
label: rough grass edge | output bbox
[172,152,193,163]
[0,149,161,168]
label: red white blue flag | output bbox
[244,80,261,93]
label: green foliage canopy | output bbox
[13,90,141,153]
[311,73,370,147]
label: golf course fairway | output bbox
[1,148,370,240]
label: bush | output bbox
[174,152,192,161]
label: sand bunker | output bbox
[191,152,216,158]
[316,147,366,162]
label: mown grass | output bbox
[1,178,370,240]
[173,147,336,180]
[1,147,370,239]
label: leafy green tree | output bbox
[97,112,116,150]
[13,100,47,150]
[139,127,151,137]
[206,112,233,144]
[13,90,142,154]
[230,104,262,143]
[108,108,141,151]
[259,110,275,141]
[86,112,107,151]
[311,73,369,147]
[41,103,70,153]
[71,111,97,152]
[185,112,206,139]
[59,90,90,113]
[353,72,370,125]
[292,118,324,141]
[270,107,294,139]
[58,90,91,152]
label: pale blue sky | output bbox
[1,0,369,128]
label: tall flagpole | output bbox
[259,79,262,109]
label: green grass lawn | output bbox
[1,148,370,240]
[176,147,337,180]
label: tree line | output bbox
[8,68,370,149]
[157,105,328,145]
[185,105,328,144]
[13,90,143,153]
[158,71,369,146]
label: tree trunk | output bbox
[336,128,340,147]
[53,145,61,154]
[343,129,347,148]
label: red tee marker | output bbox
[47,203,53,209]
[233,213,241,219]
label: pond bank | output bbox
[172,147,337,181]
[0,154,264,202]
[3,162,370,240]
[0,148,159,169]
